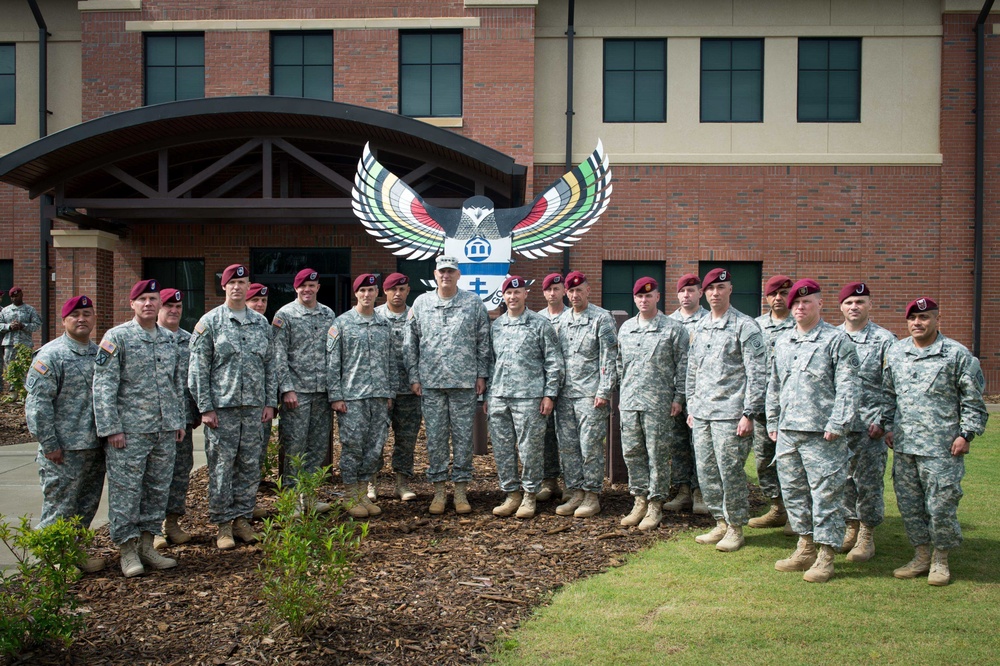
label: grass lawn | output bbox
[492,420,1000,665]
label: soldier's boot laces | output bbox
[803,544,836,583]
[662,484,692,512]
[841,519,860,552]
[346,483,370,519]
[163,513,192,545]
[574,492,601,518]
[429,482,448,515]
[139,532,178,570]
[928,549,951,586]
[621,495,648,527]
[536,478,562,502]
[638,500,663,532]
[232,517,260,543]
[77,554,106,574]
[846,523,875,562]
[367,478,378,501]
[493,491,523,517]
[119,538,145,578]
[555,489,585,516]
[395,473,417,501]
[453,482,472,514]
[694,519,728,545]
[893,544,932,579]
[216,522,237,551]
[691,488,710,515]
[515,492,537,519]
[716,524,745,552]
[775,535,818,571]
[748,499,788,529]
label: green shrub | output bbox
[0,515,93,656]
[1,344,32,403]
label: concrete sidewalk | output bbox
[0,428,206,573]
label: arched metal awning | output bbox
[0,96,527,230]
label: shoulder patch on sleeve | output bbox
[328,325,339,339]
[25,374,37,389]
[194,321,206,335]
[747,332,765,356]
[32,359,49,375]
[273,317,284,328]
[847,350,861,369]
[974,369,986,391]
[99,339,117,355]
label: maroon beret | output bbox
[787,278,822,309]
[221,264,249,286]
[0,290,4,298]
[160,288,183,303]
[701,268,731,290]
[353,273,378,292]
[905,297,938,318]
[633,277,658,295]
[502,275,526,293]
[61,295,94,318]
[764,275,794,297]
[565,271,587,289]
[838,281,870,303]
[246,283,268,300]
[294,268,319,289]
[8,286,22,296]
[383,272,409,290]
[129,279,160,300]
[676,273,700,292]
[542,273,564,290]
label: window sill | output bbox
[414,117,463,128]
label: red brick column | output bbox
[50,230,117,340]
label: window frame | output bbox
[797,37,862,123]
[0,43,15,125]
[601,261,666,318]
[142,258,206,334]
[250,247,353,318]
[602,38,667,124]
[695,261,763,317]
[398,29,463,118]
[270,31,334,100]
[143,32,206,106]
[700,38,764,123]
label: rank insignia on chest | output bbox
[273,317,284,328]
[32,360,49,375]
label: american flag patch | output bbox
[328,326,339,339]
[32,360,49,375]
[273,317,284,328]
[194,321,206,334]
[99,339,117,355]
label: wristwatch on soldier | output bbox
[960,431,975,443]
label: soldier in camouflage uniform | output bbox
[93,280,185,577]
[748,275,796,531]
[488,276,563,520]
[374,272,422,501]
[26,295,106,573]
[553,271,618,519]
[404,256,491,515]
[686,268,766,553]
[189,265,277,550]
[884,297,988,586]
[246,282,276,517]
[327,274,397,519]
[1,286,43,389]
[535,273,567,502]
[667,273,709,514]
[273,269,337,491]
[836,282,896,562]
[767,280,860,583]
[617,278,688,532]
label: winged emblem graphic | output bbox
[352,141,612,305]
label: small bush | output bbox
[258,457,367,635]
[0,515,93,656]
[1,344,32,403]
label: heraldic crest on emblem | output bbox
[352,141,613,304]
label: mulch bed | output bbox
[0,399,32,446]
[13,430,749,666]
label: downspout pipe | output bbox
[562,0,575,276]
[974,0,994,358]
[26,0,51,343]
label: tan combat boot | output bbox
[395,473,417,501]
[694,519,728,545]
[119,538,144,578]
[621,495,648,527]
[555,489,585,516]
[346,483,370,519]
[367,477,378,501]
[252,504,270,519]
[360,490,382,517]
[893,544,931,579]
[293,493,332,518]
[638,500,663,532]
[691,488,709,515]
[232,517,260,543]
[775,535,818,571]
[493,491,523,517]
[453,482,472,514]
[77,554,106,574]
[841,519,860,552]
[803,544,836,583]
[428,481,448,515]
[216,521,237,550]
[784,521,797,536]
[574,491,601,518]
[536,478,561,502]
[163,513,192,545]
[928,549,951,586]
[515,492,537,519]
[846,523,875,562]
[139,532,178,570]
[662,484,692,512]
[716,524,745,552]
[748,500,788,529]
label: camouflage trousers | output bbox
[279,392,332,484]
[892,451,965,550]
[621,410,674,502]
[671,413,699,490]
[555,396,608,493]
[337,398,390,484]
[36,447,106,530]
[258,417,273,473]
[542,413,561,479]
[377,393,422,477]
[422,388,478,484]
[691,418,751,526]
[165,426,194,515]
[752,418,781,499]
[105,431,176,544]
[775,430,849,548]
[205,406,264,525]
[843,431,888,526]
[489,397,546,493]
